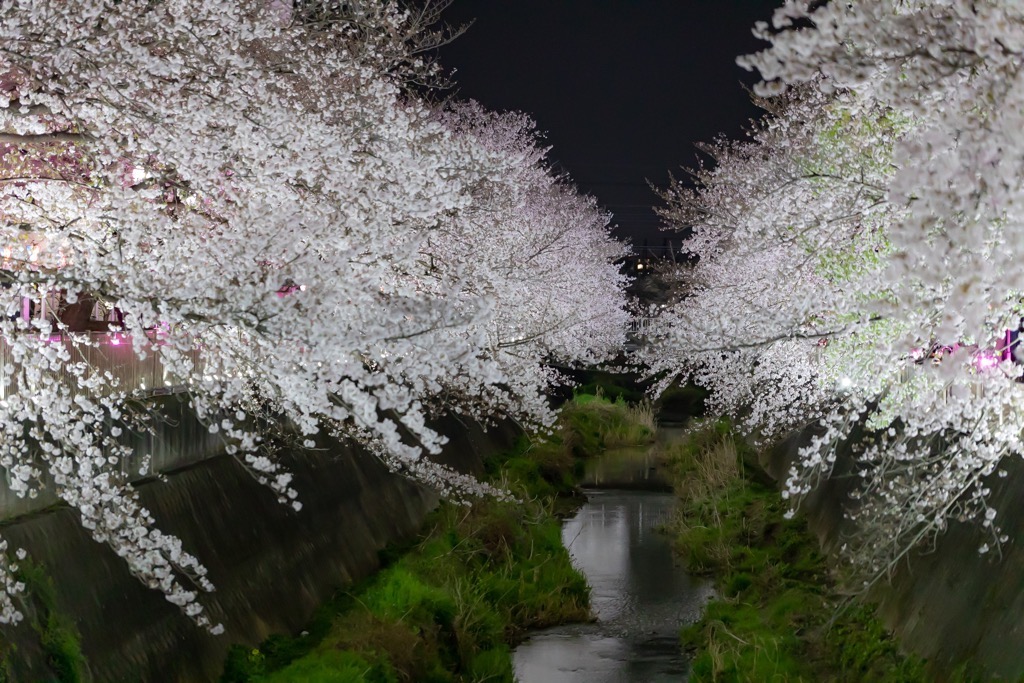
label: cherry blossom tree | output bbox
[648,0,1024,584]
[427,102,631,426]
[645,88,902,439]
[737,1,1024,581]
[0,0,628,630]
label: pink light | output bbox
[973,350,999,372]
[276,280,303,297]
[110,335,121,346]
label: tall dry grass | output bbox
[661,421,739,505]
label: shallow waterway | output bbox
[513,486,712,682]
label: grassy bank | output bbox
[0,559,87,683]
[222,393,653,683]
[665,420,927,682]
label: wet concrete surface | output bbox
[513,488,712,683]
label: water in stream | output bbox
[513,487,712,682]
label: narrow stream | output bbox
[513,448,712,682]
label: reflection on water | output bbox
[580,447,671,491]
[513,490,711,683]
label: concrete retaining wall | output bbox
[766,424,1024,679]
[0,415,519,682]
[0,394,225,520]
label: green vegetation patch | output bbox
[3,559,88,683]
[667,420,928,682]
[560,391,656,454]
[223,393,656,683]
[570,368,650,405]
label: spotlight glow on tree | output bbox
[647,0,1024,585]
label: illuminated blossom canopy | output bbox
[646,0,1024,584]
[0,1,628,629]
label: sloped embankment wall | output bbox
[766,426,1024,679]
[0,395,226,520]
[1,416,518,682]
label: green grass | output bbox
[259,650,394,683]
[222,394,655,683]
[571,368,649,405]
[223,482,587,683]
[560,391,656,454]
[668,420,929,682]
[9,560,87,683]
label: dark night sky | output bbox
[437,0,780,243]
